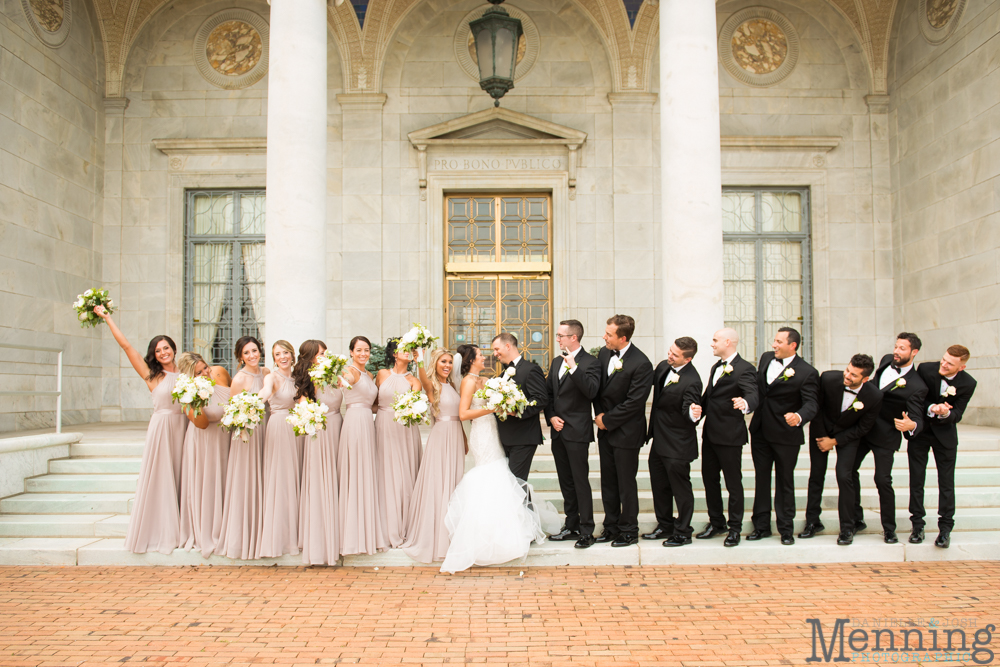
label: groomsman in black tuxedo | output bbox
[644,336,702,547]
[800,354,883,545]
[691,328,759,547]
[544,319,601,549]
[593,314,654,547]
[747,327,819,545]
[908,344,977,548]
[853,332,928,544]
[491,332,549,482]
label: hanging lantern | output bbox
[469,0,523,107]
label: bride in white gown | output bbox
[440,345,561,574]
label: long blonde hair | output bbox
[176,351,206,376]
[426,348,454,417]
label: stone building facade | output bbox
[1,0,997,430]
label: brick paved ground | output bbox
[0,563,997,666]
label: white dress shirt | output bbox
[766,353,796,384]
[664,362,687,387]
[928,374,958,418]
[841,386,861,412]
[558,346,581,380]
[607,342,631,377]
[878,362,912,390]
[711,352,738,386]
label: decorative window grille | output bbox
[722,187,812,362]
[184,190,266,373]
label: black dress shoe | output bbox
[780,533,795,545]
[746,528,772,541]
[695,525,727,539]
[855,521,867,532]
[594,531,617,544]
[663,535,692,547]
[641,527,670,541]
[549,527,582,542]
[934,532,951,548]
[837,531,854,546]
[574,534,596,549]
[908,529,925,544]
[883,530,899,544]
[798,523,824,539]
[611,534,638,547]
[724,530,740,547]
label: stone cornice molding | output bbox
[720,136,841,152]
[607,92,657,108]
[335,93,389,111]
[152,138,268,155]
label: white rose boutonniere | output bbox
[781,367,795,381]
[849,400,864,412]
[943,385,957,397]
[504,366,517,379]
[665,375,679,386]
[611,357,624,375]
[721,363,734,377]
[891,377,907,391]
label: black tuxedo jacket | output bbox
[809,370,883,449]
[645,361,702,462]
[699,354,759,446]
[748,352,820,446]
[861,354,929,451]
[544,348,600,443]
[593,344,654,449]
[912,362,977,449]
[495,357,549,447]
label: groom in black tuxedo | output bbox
[491,332,548,482]
[544,319,601,548]
[593,314,654,547]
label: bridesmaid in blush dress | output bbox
[401,348,467,564]
[216,336,269,560]
[294,340,342,565]
[256,340,301,558]
[176,352,231,558]
[93,305,186,555]
[339,336,390,556]
[374,338,424,547]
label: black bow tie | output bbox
[890,363,901,372]
[610,350,620,358]
[845,388,858,395]
[507,361,516,369]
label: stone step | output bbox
[0,493,133,515]
[0,514,117,538]
[69,442,147,457]
[26,474,139,493]
[49,457,142,474]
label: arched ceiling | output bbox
[92,0,899,99]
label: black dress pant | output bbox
[598,436,640,536]
[750,437,801,535]
[701,440,744,532]
[648,449,694,537]
[504,444,538,483]
[853,441,897,532]
[551,433,594,535]
[908,435,957,532]
[805,438,859,533]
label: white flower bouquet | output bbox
[308,352,352,390]
[170,373,216,417]
[220,391,266,442]
[286,399,329,438]
[475,376,536,422]
[392,389,430,427]
[399,323,439,364]
[73,288,114,328]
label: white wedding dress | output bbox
[440,396,561,574]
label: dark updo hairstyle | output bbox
[456,344,479,377]
[293,339,327,401]
[349,336,372,355]
[384,337,401,369]
[144,335,177,382]
[233,335,264,368]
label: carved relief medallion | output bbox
[21,0,72,47]
[919,0,966,43]
[194,10,270,89]
[719,7,799,87]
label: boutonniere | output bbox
[942,385,957,397]
[780,367,795,381]
[503,366,516,379]
[665,375,679,386]
[891,377,907,391]
[849,400,864,412]
[721,363,734,377]
[611,358,624,375]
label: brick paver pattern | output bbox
[0,563,997,666]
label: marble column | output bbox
[659,0,724,374]
[265,0,328,346]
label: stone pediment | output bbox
[408,107,587,149]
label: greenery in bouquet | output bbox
[170,373,216,417]
[391,389,431,428]
[287,399,329,438]
[474,374,536,422]
[398,323,439,365]
[73,288,115,328]
[309,352,352,390]
[220,391,266,442]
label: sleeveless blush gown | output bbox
[401,383,466,563]
[375,371,423,547]
[125,370,188,554]
[178,384,231,557]
[299,385,342,565]
[257,372,301,558]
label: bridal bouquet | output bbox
[392,389,431,428]
[220,391,266,442]
[308,352,352,390]
[286,399,329,438]
[399,323,439,361]
[170,373,216,417]
[73,288,114,328]
[475,376,536,422]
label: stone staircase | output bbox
[0,423,997,565]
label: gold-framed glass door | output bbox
[445,194,552,373]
